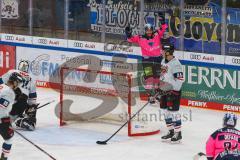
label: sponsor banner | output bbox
[32,37,68,48]
[104,43,141,56]
[181,99,240,113]
[182,63,240,106]
[183,52,224,64]
[68,40,104,51]
[16,46,137,85]
[0,34,32,44]
[224,56,240,66]
[0,45,16,75]
[1,0,19,19]
[184,5,212,17]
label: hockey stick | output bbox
[15,130,57,160]
[37,100,55,110]
[193,152,206,160]
[96,92,160,145]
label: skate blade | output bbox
[161,139,171,143]
[170,140,182,144]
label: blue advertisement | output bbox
[87,0,240,55]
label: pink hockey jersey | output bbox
[206,127,240,160]
[127,24,168,57]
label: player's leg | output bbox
[160,95,174,141]
[10,89,28,119]
[142,57,156,103]
[14,104,38,131]
[0,117,14,160]
[142,56,162,103]
[167,91,182,143]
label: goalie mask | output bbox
[18,60,29,73]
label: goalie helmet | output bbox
[144,23,154,32]
[18,60,29,73]
[223,112,237,128]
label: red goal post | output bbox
[59,67,160,137]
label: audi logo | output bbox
[38,39,48,44]
[5,36,14,41]
[190,54,201,60]
[74,42,83,48]
[232,58,240,64]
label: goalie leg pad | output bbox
[15,117,36,131]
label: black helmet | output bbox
[9,72,23,83]
[223,112,237,128]
[162,43,174,55]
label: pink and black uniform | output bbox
[206,113,240,160]
[125,13,167,91]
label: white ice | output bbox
[2,88,239,160]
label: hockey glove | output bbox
[158,12,165,25]
[25,104,39,118]
[125,25,132,38]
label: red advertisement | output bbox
[0,45,16,76]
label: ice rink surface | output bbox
[3,88,239,160]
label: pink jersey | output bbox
[127,24,168,57]
[206,127,240,160]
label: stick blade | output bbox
[96,141,107,145]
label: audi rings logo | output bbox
[38,39,48,44]
[229,47,240,54]
[232,58,240,64]
[5,35,14,41]
[73,42,83,48]
[190,54,201,60]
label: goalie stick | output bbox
[15,130,57,160]
[96,92,160,145]
[37,100,55,110]
[193,152,206,160]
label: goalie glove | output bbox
[125,25,132,38]
[158,12,166,26]
[25,103,39,118]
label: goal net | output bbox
[59,67,160,136]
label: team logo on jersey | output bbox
[148,42,154,47]
[0,98,9,108]
[2,0,19,19]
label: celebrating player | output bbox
[0,60,38,131]
[125,12,168,101]
[0,73,22,160]
[159,43,184,143]
[206,113,240,160]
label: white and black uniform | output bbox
[160,57,184,142]
[0,84,15,159]
[0,70,37,131]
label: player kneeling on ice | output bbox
[206,113,240,160]
[0,73,22,160]
[0,61,38,131]
[157,44,184,143]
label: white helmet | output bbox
[18,60,29,73]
